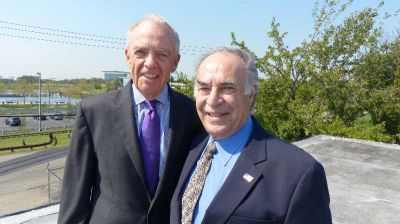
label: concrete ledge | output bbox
[0,204,59,224]
[294,134,400,150]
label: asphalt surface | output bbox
[0,157,65,217]
[0,117,74,132]
[0,148,67,176]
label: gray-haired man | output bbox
[58,15,201,224]
[171,47,332,224]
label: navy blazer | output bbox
[58,81,201,224]
[171,118,332,224]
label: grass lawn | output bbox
[0,130,71,155]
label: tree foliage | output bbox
[14,80,34,104]
[60,81,93,99]
[0,81,6,93]
[16,75,39,83]
[172,72,195,99]
[104,78,123,91]
[231,0,400,143]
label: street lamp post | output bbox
[37,72,42,131]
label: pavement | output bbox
[0,157,65,217]
[0,152,35,164]
[0,135,399,224]
[0,117,74,133]
[0,148,67,176]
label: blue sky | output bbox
[0,0,398,80]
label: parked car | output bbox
[33,115,47,120]
[5,117,21,126]
[50,113,64,120]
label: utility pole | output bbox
[37,72,42,131]
[48,79,51,105]
[92,78,95,96]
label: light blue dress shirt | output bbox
[190,116,253,224]
[132,83,170,177]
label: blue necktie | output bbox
[140,100,160,198]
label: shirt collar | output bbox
[131,82,169,106]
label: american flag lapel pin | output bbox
[243,173,254,183]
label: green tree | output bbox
[353,34,400,142]
[61,80,93,99]
[91,78,106,93]
[42,79,55,104]
[16,75,39,83]
[15,80,34,104]
[172,72,194,99]
[104,78,122,91]
[0,81,6,94]
[231,0,399,142]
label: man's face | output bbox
[195,52,252,139]
[125,21,180,100]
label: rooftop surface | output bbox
[0,135,399,224]
[295,135,400,224]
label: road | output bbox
[0,149,67,216]
[0,148,68,176]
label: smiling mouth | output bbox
[206,112,227,118]
[142,74,159,79]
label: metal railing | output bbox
[47,163,64,204]
[0,129,71,139]
[0,133,56,152]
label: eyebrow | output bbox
[196,80,236,86]
[131,46,147,51]
[158,48,172,55]
[196,80,208,86]
[131,46,171,51]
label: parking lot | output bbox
[0,116,75,132]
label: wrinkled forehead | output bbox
[197,52,247,85]
[128,21,177,50]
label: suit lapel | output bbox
[176,134,208,199]
[169,134,208,223]
[203,120,268,223]
[112,82,148,195]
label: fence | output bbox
[47,163,64,204]
[0,156,66,216]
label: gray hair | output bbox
[194,47,258,98]
[126,14,180,54]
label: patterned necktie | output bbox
[140,100,160,198]
[181,142,217,224]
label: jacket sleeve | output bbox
[284,161,332,224]
[57,102,96,224]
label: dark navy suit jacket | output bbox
[171,118,332,224]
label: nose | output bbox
[206,87,222,107]
[144,53,157,68]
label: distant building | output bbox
[0,75,15,82]
[102,71,129,81]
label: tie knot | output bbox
[206,142,217,156]
[146,100,157,111]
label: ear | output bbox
[248,91,256,108]
[124,48,130,61]
[171,53,181,72]
[125,48,132,69]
